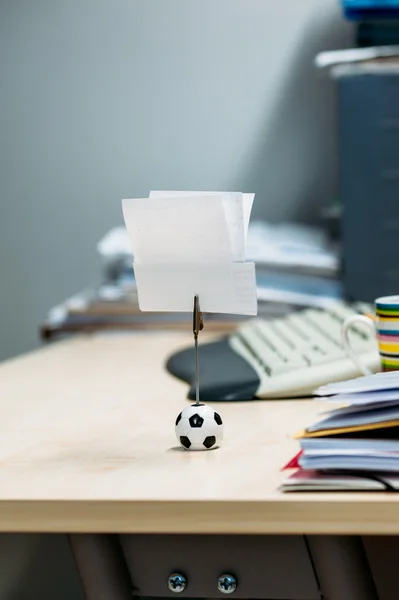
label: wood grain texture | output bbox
[0,332,398,534]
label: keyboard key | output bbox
[289,316,340,351]
[303,347,344,365]
[265,361,298,375]
[301,311,343,346]
[254,321,295,358]
[328,303,374,340]
[237,331,283,366]
[271,319,308,348]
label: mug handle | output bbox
[341,314,376,376]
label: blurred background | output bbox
[0,0,351,362]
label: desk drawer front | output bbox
[120,534,320,600]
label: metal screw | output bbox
[217,574,237,594]
[168,573,187,593]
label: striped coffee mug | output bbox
[342,296,399,375]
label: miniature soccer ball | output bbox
[175,404,224,450]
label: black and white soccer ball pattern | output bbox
[175,404,224,450]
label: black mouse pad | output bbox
[166,338,260,401]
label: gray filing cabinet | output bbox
[336,65,399,302]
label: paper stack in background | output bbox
[100,193,341,311]
[41,190,342,340]
[282,371,399,492]
[122,191,257,315]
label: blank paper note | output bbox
[123,195,231,263]
[150,190,255,261]
[133,262,257,314]
[122,192,257,315]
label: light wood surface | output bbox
[1,331,399,535]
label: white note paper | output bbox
[123,195,231,263]
[133,262,256,314]
[150,190,254,261]
[122,192,257,315]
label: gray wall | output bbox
[0,0,351,363]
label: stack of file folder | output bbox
[282,372,399,492]
[40,282,242,340]
[42,211,341,340]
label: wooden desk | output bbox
[0,331,398,535]
[0,332,386,599]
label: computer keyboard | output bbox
[230,302,380,398]
[166,302,381,401]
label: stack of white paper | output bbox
[122,191,257,315]
[281,371,399,492]
[315,370,399,398]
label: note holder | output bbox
[174,295,224,451]
[122,191,258,450]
